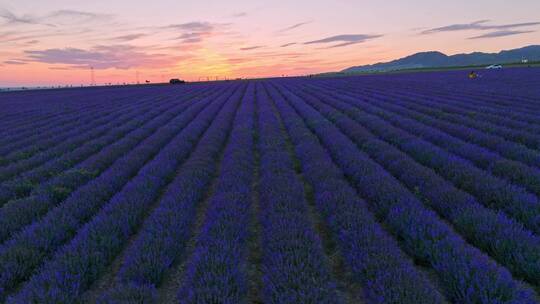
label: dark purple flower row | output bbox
[0,85,232,300]
[0,90,143,157]
[0,104,54,129]
[0,105,162,205]
[289,83,540,286]
[370,95,540,171]
[336,80,540,150]
[374,86,540,134]
[306,84,540,235]
[382,78,540,118]
[7,84,243,303]
[0,87,223,244]
[348,78,540,123]
[0,102,108,152]
[254,84,342,303]
[331,80,540,160]
[273,80,536,303]
[99,83,246,303]
[0,86,201,168]
[388,94,540,167]
[312,81,540,197]
[0,84,181,133]
[265,83,446,303]
[175,83,256,303]
[0,85,168,144]
[315,80,540,178]
[0,95,163,179]
[0,95,156,166]
[360,94,540,196]
[337,72,540,116]
[0,86,209,204]
[102,83,246,300]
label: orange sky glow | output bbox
[1,0,539,86]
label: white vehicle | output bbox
[486,64,503,69]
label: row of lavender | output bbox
[0,85,172,145]
[96,76,540,302]
[0,86,201,197]
[0,85,205,219]
[88,81,445,303]
[0,83,233,300]
[9,83,244,302]
[0,86,201,167]
[284,82,540,283]
[0,86,224,245]
[328,79,540,152]
[0,85,191,132]
[270,80,537,303]
[310,78,540,232]
[2,70,540,303]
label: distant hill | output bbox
[342,45,540,73]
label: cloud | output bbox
[421,20,489,34]
[240,45,265,51]
[0,28,89,44]
[111,33,146,42]
[468,30,535,39]
[166,21,215,32]
[166,21,231,44]
[323,41,367,48]
[177,33,201,39]
[3,60,27,65]
[175,32,212,44]
[0,8,112,27]
[488,22,540,30]
[280,42,297,47]
[24,45,180,69]
[305,34,382,47]
[421,20,540,34]
[231,12,247,18]
[0,8,48,26]
[47,10,113,23]
[278,21,311,33]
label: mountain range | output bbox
[342,45,540,73]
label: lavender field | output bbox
[1,68,540,303]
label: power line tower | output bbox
[90,66,95,86]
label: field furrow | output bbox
[287,82,540,287]
[6,85,241,303]
[0,86,233,299]
[1,68,539,303]
[274,80,536,303]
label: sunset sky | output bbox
[1,0,539,86]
